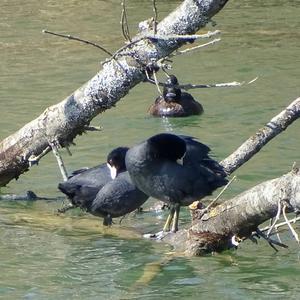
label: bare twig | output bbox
[28,146,51,167]
[49,141,68,181]
[152,0,158,34]
[282,203,300,243]
[266,199,282,237]
[180,77,258,90]
[145,77,258,90]
[205,176,237,211]
[84,125,103,131]
[121,0,131,42]
[152,70,162,95]
[43,29,127,73]
[256,228,288,250]
[65,146,72,156]
[43,29,113,56]
[261,216,300,234]
[169,38,221,57]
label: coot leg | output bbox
[171,203,180,232]
[163,206,175,232]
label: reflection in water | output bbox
[161,116,174,132]
[1,0,300,299]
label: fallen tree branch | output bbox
[164,167,300,255]
[0,0,229,187]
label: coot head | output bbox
[106,147,129,179]
[147,133,186,162]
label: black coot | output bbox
[58,147,149,225]
[125,133,228,232]
[148,75,203,117]
[58,147,128,208]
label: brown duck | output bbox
[148,75,203,117]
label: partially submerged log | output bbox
[0,0,228,187]
[163,168,300,255]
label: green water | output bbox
[1,0,300,299]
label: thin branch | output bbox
[43,29,113,57]
[65,146,72,156]
[179,78,258,90]
[152,70,162,95]
[169,38,221,57]
[152,0,158,34]
[256,228,288,250]
[49,141,68,182]
[266,199,282,237]
[84,125,103,131]
[145,77,258,90]
[28,146,51,167]
[261,216,300,233]
[282,203,300,243]
[43,29,127,73]
[205,175,237,211]
[121,0,131,42]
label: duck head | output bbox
[163,75,182,104]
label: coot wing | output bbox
[178,135,210,163]
[90,172,148,218]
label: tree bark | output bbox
[0,0,228,187]
[163,168,300,255]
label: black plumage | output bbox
[125,133,228,232]
[58,147,148,225]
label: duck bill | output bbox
[165,92,176,102]
[107,163,117,179]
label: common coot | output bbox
[58,147,149,225]
[125,133,228,232]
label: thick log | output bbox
[163,168,300,255]
[0,0,228,187]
